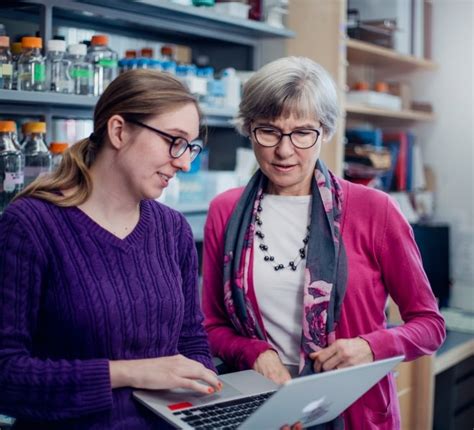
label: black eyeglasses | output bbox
[252,126,321,149]
[127,119,202,162]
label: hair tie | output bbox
[89,132,97,142]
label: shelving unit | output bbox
[346,38,437,71]
[1,0,294,238]
[286,2,438,429]
[285,1,437,175]
[345,103,435,122]
[0,90,237,127]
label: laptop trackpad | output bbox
[152,382,243,407]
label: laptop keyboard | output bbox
[172,391,275,430]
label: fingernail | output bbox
[207,387,214,394]
[218,382,223,389]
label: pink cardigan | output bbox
[202,178,445,429]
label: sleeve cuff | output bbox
[359,329,403,361]
[239,340,274,370]
[76,359,113,415]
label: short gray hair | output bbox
[235,56,339,139]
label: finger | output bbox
[292,422,303,430]
[177,377,217,395]
[198,368,221,391]
[310,343,337,362]
[321,353,342,371]
[280,425,290,430]
[177,359,221,390]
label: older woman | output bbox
[202,57,445,429]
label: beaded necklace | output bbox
[254,193,310,271]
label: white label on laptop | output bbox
[301,396,332,426]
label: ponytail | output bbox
[14,136,95,206]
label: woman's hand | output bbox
[309,337,374,372]
[253,350,291,385]
[110,354,221,394]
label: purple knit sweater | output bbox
[0,197,215,429]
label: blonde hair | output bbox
[15,69,202,206]
[235,56,339,139]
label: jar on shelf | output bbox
[20,121,52,186]
[17,36,46,92]
[86,34,118,96]
[49,141,68,170]
[68,43,93,96]
[0,36,13,90]
[0,120,24,212]
[46,39,72,93]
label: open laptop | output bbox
[133,355,404,429]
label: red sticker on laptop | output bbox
[167,402,193,411]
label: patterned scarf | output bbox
[223,159,348,428]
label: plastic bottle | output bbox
[86,35,118,96]
[0,121,24,212]
[221,67,241,109]
[17,36,46,91]
[150,59,162,71]
[68,43,93,95]
[0,36,13,90]
[10,42,22,90]
[20,121,52,186]
[46,39,72,93]
[137,57,150,69]
[161,60,176,75]
[197,66,214,105]
[49,142,68,170]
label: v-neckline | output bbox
[67,200,152,251]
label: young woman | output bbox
[0,69,220,429]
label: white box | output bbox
[346,90,402,111]
[213,2,250,19]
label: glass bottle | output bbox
[49,142,68,170]
[0,36,13,90]
[20,121,52,186]
[86,34,118,96]
[17,36,46,91]
[68,43,93,96]
[0,121,24,212]
[46,39,72,93]
[10,42,22,91]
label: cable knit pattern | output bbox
[0,197,214,429]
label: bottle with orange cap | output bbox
[0,36,13,90]
[49,141,68,170]
[18,36,46,91]
[20,121,52,186]
[0,120,24,212]
[86,34,118,96]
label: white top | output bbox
[253,194,311,372]
[47,39,66,52]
